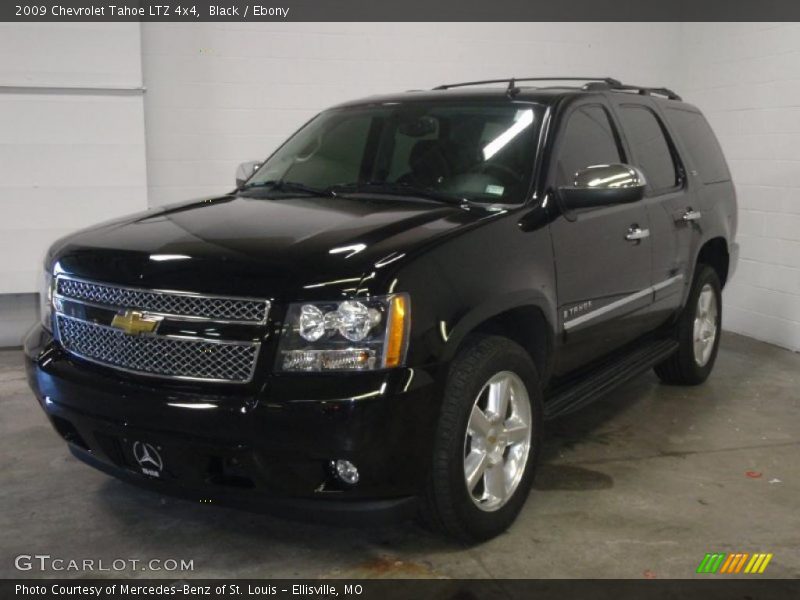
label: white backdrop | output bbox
[0,23,148,294]
[680,23,800,351]
[1,22,798,352]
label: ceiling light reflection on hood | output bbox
[149,254,191,262]
[329,244,366,258]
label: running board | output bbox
[544,338,679,419]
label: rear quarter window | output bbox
[665,108,731,184]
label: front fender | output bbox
[385,209,558,371]
[441,290,556,363]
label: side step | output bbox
[544,338,678,419]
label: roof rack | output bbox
[583,81,682,101]
[431,77,681,101]
[433,77,621,97]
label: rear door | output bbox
[611,99,695,326]
[548,99,654,375]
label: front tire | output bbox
[655,264,722,385]
[420,336,543,542]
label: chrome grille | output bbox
[57,315,258,383]
[56,277,269,323]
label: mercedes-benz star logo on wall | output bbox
[132,441,163,477]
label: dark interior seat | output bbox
[399,140,452,187]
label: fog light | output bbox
[332,459,359,485]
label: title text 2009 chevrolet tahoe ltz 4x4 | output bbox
[25,77,738,541]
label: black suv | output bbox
[25,77,738,541]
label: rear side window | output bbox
[618,105,679,193]
[555,105,623,186]
[665,108,731,184]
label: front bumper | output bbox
[24,325,443,524]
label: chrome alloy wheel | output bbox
[463,371,532,512]
[693,283,719,367]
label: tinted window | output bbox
[556,105,623,186]
[277,113,372,187]
[665,108,731,184]
[619,106,679,192]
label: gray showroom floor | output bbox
[1,333,798,579]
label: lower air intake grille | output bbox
[57,315,259,383]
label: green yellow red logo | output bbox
[697,552,773,574]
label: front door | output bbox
[548,101,654,375]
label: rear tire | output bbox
[419,335,543,542]
[654,265,722,385]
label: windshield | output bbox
[245,102,543,204]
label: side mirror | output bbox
[558,164,646,210]
[235,160,261,188]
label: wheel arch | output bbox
[443,300,556,387]
[696,236,730,288]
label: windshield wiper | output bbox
[328,182,470,206]
[239,180,333,197]
[241,179,471,206]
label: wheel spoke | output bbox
[468,405,492,437]
[483,463,506,502]
[504,446,525,482]
[464,450,489,492]
[698,290,711,315]
[503,421,529,445]
[694,339,704,362]
[487,376,510,420]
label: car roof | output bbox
[330,80,697,112]
[331,86,585,109]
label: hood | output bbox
[49,194,486,299]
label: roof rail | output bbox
[433,77,622,92]
[583,81,682,101]
[431,77,681,101]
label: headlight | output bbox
[277,294,410,372]
[39,270,54,331]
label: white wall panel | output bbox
[680,23,800,351]
[0,294,37,348]
[0,24,148,296]
[0,23,142,88]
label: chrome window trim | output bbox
[55,274,271,325]
[564,274,684,331]
[55,314,261,384]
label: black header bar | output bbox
[4,0,800,22]
[5,579,800,600]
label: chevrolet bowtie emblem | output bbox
[110,310,162,336]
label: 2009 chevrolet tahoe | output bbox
[25,77,738,541]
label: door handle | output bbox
[681,208,702,222]
[625,226,650,241]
